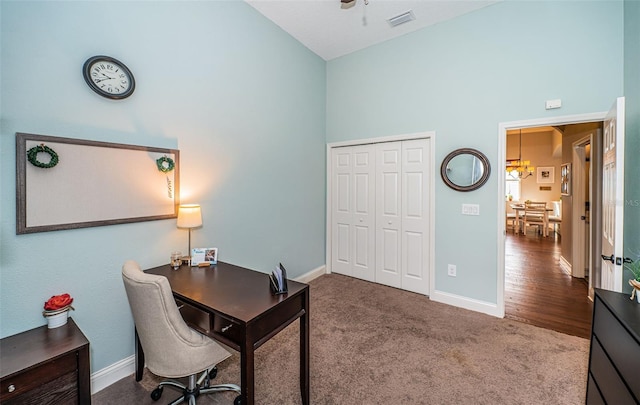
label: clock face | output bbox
[83,56,135,99]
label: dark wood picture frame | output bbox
[16,132,180,234]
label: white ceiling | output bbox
[246,0,501,60]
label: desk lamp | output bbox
[177,204,202,262]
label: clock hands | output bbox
[94,72,115,83]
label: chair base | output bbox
[151,367,241,405]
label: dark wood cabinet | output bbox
[0,318,90,405]
[586,289,640,404]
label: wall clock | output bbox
[83,55,135,99]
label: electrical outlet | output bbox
[447,264,456,277]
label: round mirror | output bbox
[441,148,490,192]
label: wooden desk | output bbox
[510,204,553,236]
[139,262,310,405]
[0,318,91,405]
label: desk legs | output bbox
[135,328,144,381]
[240,336,255,405]
[300,290,310,405]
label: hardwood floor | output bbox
[505,230,593,339]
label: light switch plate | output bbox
[462,204,480,216]
[545,99,562,109]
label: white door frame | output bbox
[497,112,606,317]
[571,134,593,279]
[326,131,436,296]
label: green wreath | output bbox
[156,156,175,173]
[27,144,59,168]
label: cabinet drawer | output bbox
[589,337,636,404]
[177,300,212,334]
[1,351,76,402]
[3,371,77,405]
[586,374,604,405]
[593,299,640,400]
[212,314,242,344]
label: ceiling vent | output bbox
[387,10,415,28]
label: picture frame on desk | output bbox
[191,247,218,266]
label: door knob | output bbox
[601,254,614,263]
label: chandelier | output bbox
[506,129,534,179]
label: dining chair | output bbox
[523,202,547,236]
[548,200,562,235]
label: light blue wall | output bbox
[624,0,640,289]
[0,1,326,372]
[327,1,624,302]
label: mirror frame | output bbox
[440,148,491,192]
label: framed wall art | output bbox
[16,132,179,234]
[560,163,571,196]
[537,166,555,184]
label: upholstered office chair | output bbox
[122,260,241,405]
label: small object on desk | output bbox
[191,247,218,266]
[171,251,182,270]
[269,263,288,295]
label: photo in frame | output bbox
[190,247,218,266]
[537,166,555,184]
[560,163,571,196]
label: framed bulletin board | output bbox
[16,132,180,234]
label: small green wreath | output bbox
[156,156,175,173]
[27,144,59,168]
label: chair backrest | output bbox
[121,260,229,377]
[551,200,562,219]
[525,201,547,209]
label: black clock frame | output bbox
[82,55,135,100]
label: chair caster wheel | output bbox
[150,386,163,401]
[234,395,243,405]
[209,367,218,379]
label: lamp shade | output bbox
[177,204,202,229]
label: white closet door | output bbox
[401,139,430,294]
[331,147,353,276]
[375,142,402,288]
[331,146,375,281]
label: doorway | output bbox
[497,112,607,323]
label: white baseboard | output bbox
[430,289,503,318]
[91,355,135,394]
[293,264,326,284]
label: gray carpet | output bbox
[93,273,589,404]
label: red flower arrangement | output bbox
[43,293,74,312]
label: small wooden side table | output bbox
[0,318,91,404]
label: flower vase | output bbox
[43,306,71,328]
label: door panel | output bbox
[331,146,375,281]
[601,97,625,292]
[332,148,352,276]
[401,139,430,294]
[376,142,402,288]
